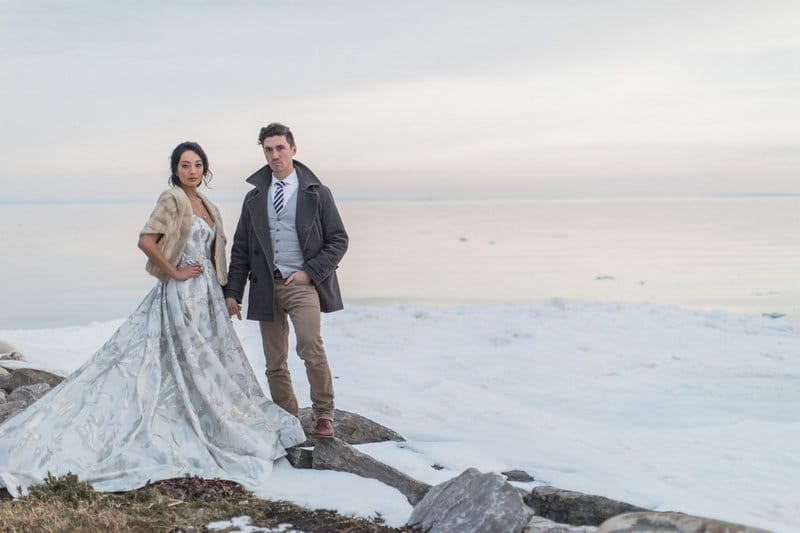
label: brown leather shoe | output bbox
[311,418,334,438]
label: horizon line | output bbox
[1,191,799,206]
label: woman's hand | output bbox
[139,234,202,281]
[173,264,202,281]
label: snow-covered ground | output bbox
[2,301,798,531]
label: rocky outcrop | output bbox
[0,367,63,424]
[8,383,51,404]
[525,485,647,526]
[312,437,430,505]
[0,340,24,362]
[278,412,764,532]
[285,447,313,469]
[503,469,535,482]
[298,408,404,445]
[525,515,597,532]
[7,368,64,391]
[407,468,532,533]
[0,401,27,424]
[597,511,771,532]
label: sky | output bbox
[1,0,799,202]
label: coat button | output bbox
[252,277,258,283]
[254,249,260,255]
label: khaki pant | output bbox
[259,279,335,421]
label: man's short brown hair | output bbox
[258,123,295,147]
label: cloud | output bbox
[1,1,799,201]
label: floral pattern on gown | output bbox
[0,216,305,496]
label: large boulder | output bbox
[312,437,430,505]
[597,511,770,532]
[0,368,9,391]
[525,486,647,526]
[504,469,535,482]
[525,515,597,532]
[407,468,532,533]
[0,401,27,424]
[7,368,64,391]
[285,447,314,469]
[298,408,404,445]
[8,383,51,405]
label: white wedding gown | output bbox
[0,216,305,496]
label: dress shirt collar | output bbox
[271,169,298,189]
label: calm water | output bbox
[0,197,798,328]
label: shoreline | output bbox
[2,297,798,332]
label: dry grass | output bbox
[0,474,406,532]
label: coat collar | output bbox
[245,159,322,191]
[243,160,321,264]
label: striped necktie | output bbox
[273,180,286,214]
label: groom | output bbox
[224,122,348,438]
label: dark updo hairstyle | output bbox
[168,141,213,188]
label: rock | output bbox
[597,511,770,532]
[525,515,597,532]
[514,486,531,501]
[0,369,10,392]
[312,437,430,505]
[525,486,647,527]
[407,468,532,533]
[0,401,27,424]
[0,352,24,361]
[8,383,51,405]
[285,447,314,469]
[503,469,535,482]
[297,408,405,445]
[7,368,64,391]
[0,390,6,403]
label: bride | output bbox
[0,142,305,496]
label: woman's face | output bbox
[176,150,204,189]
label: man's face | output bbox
[262,135,296,178]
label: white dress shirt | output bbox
[271,169,298,205]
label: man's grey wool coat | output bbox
[223,160,348,321]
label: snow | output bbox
[208,515,301,532]
[1,300,798,531]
